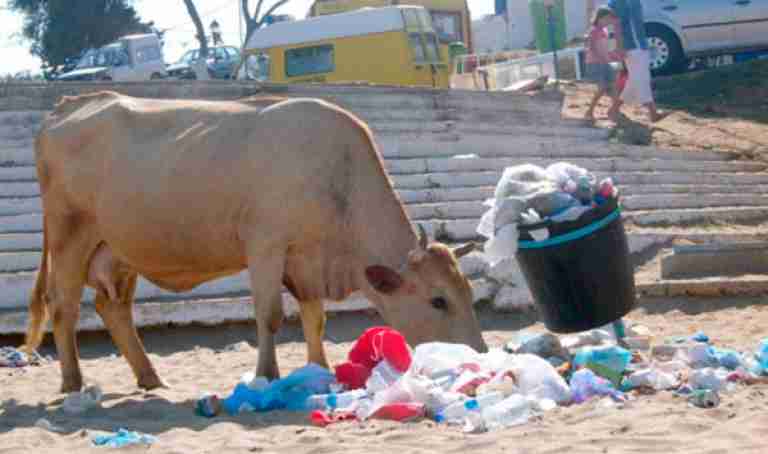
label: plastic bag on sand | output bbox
[62,385,102,415]
[222,363,335,414]
[92,429,157,448]
[573,346,632,386]
[625,368,679,390]
[570,369,624,404]
[409,343,481,379]
[689,368,730,392]
[506,354,571,404]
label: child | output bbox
[584,6,622,121]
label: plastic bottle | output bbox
[481,394,532,430]
[434,391,504,424]
[304,389,367,410]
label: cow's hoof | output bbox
[60,378,83,394]
[139,376,168,391]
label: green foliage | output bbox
[9,0,155,72]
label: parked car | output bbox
[56,34,166,82]
[642,0,768,75]
[165,46,241,79]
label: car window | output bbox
[136,45,162,64]
[226,47,240,58]
[424,33,440,62]
[213,47,228,60]
[285,45,334,77]
[409,33,426,62]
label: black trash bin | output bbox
[515,198,635,333]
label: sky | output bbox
[0,0,495,75]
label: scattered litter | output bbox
[92,429,157,448]
[687,389,720,408]
[197,324,768,433]
[62,385,102,415]
[0,347,45,368]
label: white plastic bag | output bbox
[409,343,481,378]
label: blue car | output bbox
[166,46,242,80]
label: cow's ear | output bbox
[365,265,404,295]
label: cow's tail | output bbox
[21,213,49,354]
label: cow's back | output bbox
[35,92,410,296]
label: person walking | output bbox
[606,0,668,123]
[584,6,622,121]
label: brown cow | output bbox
[22,91,488,393]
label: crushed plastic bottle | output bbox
[305,389,367,411]
[624,368,679,391]
[435,391,504,424]
[481,394,532,430]
[366,360,404,393]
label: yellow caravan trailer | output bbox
[236,6,449,88]
[308,0,473,57]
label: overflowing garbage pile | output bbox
[0,346,46,368]
[477,162,617,264]
[195,325,768,432]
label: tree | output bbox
[9,0,155,75]
[241,0,291,44]
[181,0,210,80]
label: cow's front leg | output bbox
[247,252,285,380]
[94,272,165,390]
[298,299,329,370]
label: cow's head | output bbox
[365,225,488,353]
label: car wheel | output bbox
[645,25,685,76]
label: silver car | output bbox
[642,0,768,75]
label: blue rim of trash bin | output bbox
[518,208,621,250]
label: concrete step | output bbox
[398,184,768,204]
[626,206,768,226]
[405,195,768,221]
[4,202,768,239]
[384,156,766,175]
[0,166,36,182]
[1,138,740,168]
[7,171,768,201]
[392,170,768,189]
[378,138,735,162]
[0,257,494,312]
[0,251,39,272]
[370,121,612,140]
[0,182,39,198]
[0,233,42,252]
[0,197,41,216]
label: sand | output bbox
[2,296,767,454]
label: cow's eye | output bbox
[431,297,448,311]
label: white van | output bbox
[57,34,166,82]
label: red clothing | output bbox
[586,27,620,64]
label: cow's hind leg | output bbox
[298,300,329,370]
[47,220,97,392]
[247,251,285,380]
[94,272,166,390]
